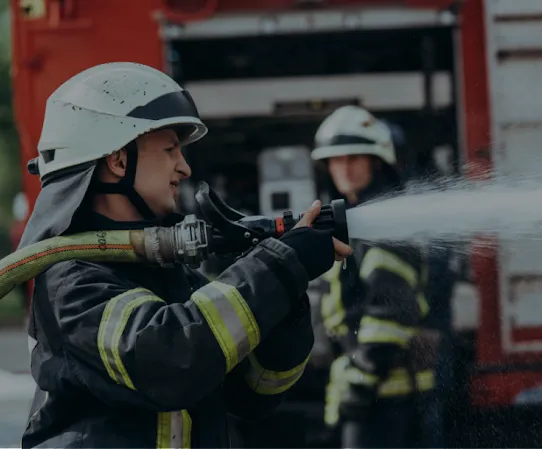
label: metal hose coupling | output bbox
[142,214,211,268]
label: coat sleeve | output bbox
[224,295,314,421]
[346,244,429,387]
[40,237,309,411]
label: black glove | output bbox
[279,227,335,281]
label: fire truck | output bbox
[9,0,542,446]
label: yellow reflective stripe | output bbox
[245,353,309,395]
[324,378,341,427]
[157,410,192,449]
[360,248,418,288]
[378,369,435,397]
[192,281,260,373]
[379,370,410,396]
[329,355,350,381]
[321,262,347,337]
[344,366,379,387]
[98,288,164,389]
[157,412,171,449]
[418,253,430,317]
[325,356,351,427]
[417,292,430,318]
[416,370,435,391]
[325,357,380,426]
[358,316,416,348]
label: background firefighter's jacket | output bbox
[21,213,314,449]
[321,240,435,427]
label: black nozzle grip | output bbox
[195,181,246,226]
[312,200,348,244]
[278,199,349,243]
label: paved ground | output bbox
[0,369,34,447]
[0,325,34,447]
[0,326,30,373]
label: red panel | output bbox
[459,0,542,406]
[163,0,456,17]
[461,0,542,364]
[458,0,502,367]
[471,371,542,406]
[403,0,455,7]
[511,328,542,343]
[461,0,492,177]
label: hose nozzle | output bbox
[194,182,349,256]
[274,200,348,243]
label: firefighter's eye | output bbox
[164,144,180,153]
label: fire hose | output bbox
[0,181,348,301]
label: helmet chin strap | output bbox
[92,141,157,220]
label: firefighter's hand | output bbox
[293,200,352,262]
[280,200,351,280]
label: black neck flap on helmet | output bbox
[91,140,156,220]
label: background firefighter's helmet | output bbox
[311,105,397,166]
[20,62,207,248]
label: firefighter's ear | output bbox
[104,149,127,178]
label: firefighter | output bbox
[311,105,438,448]
[18,62,352,448]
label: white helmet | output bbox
[20,62,208,248]
[31,61,207,180]
[311,105,396,166]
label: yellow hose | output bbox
[0,230,146,301]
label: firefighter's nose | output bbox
[177,154,192,179]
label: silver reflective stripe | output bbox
[157,410,192,449]
[378,369,435,397]
[202,283,250,359]
[170,410,191,449]
[245,354,308,395]
[98,288,164,389]
[170,411,184,449]
[344,366,379,387]
[192,281,260,373]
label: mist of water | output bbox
[346,171,542,253]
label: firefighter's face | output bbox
[328,154,373,198]
[134,128,192,217]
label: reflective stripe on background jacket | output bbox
[22,213,314,448]
[321,240,438,426]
